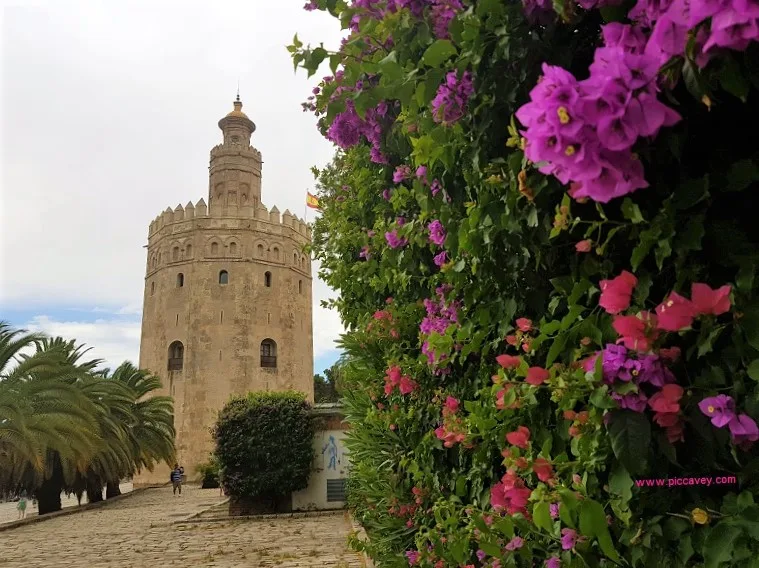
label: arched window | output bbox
[172,247,179,261]
[273,247,279,260]
[230,242,237,256]
[219,270,229,285]
[168,341,184,371]
[151,282,155,295]
[294,252,298,265]
[185,244,193,258]
[264,271,272,287]
[298,280,302,294]
[211,242,219,255]
[260,339,277,368]
[257,244,264,257]
[177,273,184,287]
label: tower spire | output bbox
[236,80,240,102]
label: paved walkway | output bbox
[0,485,364,567]
[0,483,134,526]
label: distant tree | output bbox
[314,373,337,403]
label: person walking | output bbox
[171,464,185,496]
[17,494,28,520]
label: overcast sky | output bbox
[0,0,346,375]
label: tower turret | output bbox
[208,94,263,216]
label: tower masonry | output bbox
[133,98,314,486]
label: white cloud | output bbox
[24,315,142,372]
[1,1,348,361]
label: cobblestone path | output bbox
[0,486,364,568]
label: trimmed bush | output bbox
[212,391,315,512]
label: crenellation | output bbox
[196,198,207,217]
[256,203,269,220]
[174,204,184,222]
[270,205,280,225]
[185,201,195,219]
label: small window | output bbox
[151,282,155,295]
[294,252,298,265]
[230,242,237,256]
[260,339,277,368]
[298,280,302,294]
[185,244,193,258]
[273,247,279,260]
[211,242,219,255]
[168,341,184,371]
[264,271,272,287]
[219,270,229,285]
[172,247,179,261]
[257,244,264,257]
[177,273,184,287]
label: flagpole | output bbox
[304,190,308,222]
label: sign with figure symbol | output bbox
[321,435,339,471]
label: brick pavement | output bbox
[0,486,364,568]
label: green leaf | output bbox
[719,55,750,101]
[455,475,467,497]
[726,159,759,192]
[621,198,645,224]
[533,501,554,533]
[748,360,759,381]
[546,333,568,367]
[607,410,651,475]
[421,40,457,68]
[478,541,502,557]
[579,499,621,562]
[453,259,466,272]
[703,524,741,568]
[590,386,617,410]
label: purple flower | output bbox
[433,250,448,267]
[430,179,443,196]
[359,245,371,260]
[476,549,487,561]
[728,414,759,445]
[327,103,363,148]
[612,391,649,413]
[550,503,560,518]
[367,230,376,237]
[303,0,319,10]
[428,220,446,246]
[431,71,474,125]
[505,536,524,551]
[561,528,578,550]
[546,557,562,568]
[430,0,463,39]
[703,2,759,55]
[416,165,427,179]
[393,165,413,183]
[385,230,408,249]
[383,189,392,200]
[522,0,554,23]
[397,216,406,226]
[699,395,737,428]
[405,550,419,565]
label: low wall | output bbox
[292,404,351,511]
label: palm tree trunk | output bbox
[37,458,64,515]
[86,480,103,503]
[105,481,121,499]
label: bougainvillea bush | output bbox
[292,0,759,566]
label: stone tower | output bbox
[133,97,314,486]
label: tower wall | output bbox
[134,200,314,485]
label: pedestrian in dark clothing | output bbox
[171,464,184,496]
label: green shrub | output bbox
[212,391,315,502]
[195,455,220,489]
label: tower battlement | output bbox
[147,199,311,240]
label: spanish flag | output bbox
[306,192,320,209]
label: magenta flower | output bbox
[393,165,412,183]
[416,165,427,179]
[561,528,578,550]
[430,179,443,196]
[546,556,562,568]
[382,189,392,200]
[728,414,759,445]
[550,502,560,518]
[428,220,446,246]
[405,550,419,565]
[430,0,463,39]
[359,246,371,260]
[505,536,524,551]
[699,395,737,427]
[431,70,474,125]
[433,250,448,267]
[385,230,408,249]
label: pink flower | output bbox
[655,292,697,331]
[445,396,459,413]
[613,312,659,352]
[561,528,578,550]
[496,354,521,369]
[659,346,681,361]
[575,239,592,253]
[506,426,531,449]
[526,366,549,386]
[599,271,638,314]
[505,536,524,551]
[546,558,561,568]
[533,457,554,482]
[691,283,731,316]
[648,384,684,414]
[399,375,418,395]
[505,334,518,346]
[516,318,533,332]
